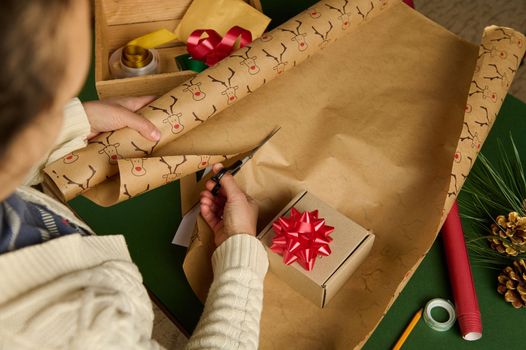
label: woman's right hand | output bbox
[201,163,258,247]
[200,163,259,247]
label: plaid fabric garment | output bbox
[0,193,88,254]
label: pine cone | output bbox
[497,259,526,308]
[489,212,526,256]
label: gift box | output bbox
[258,191,375,307]
[94,0,264,99]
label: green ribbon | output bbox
[175,54,208,73]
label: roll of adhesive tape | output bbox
[423,298,456,332]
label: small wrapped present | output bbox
[258,191,374,307]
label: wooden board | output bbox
[101,0,192,26]
[106,19,182,51]
[96,71,196,99]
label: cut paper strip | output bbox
[172,203,200,247]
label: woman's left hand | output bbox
[83,96,161,141]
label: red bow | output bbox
[187,26,252,66]
[271,208,334,271]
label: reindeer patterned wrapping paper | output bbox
[161,3,524,350]
[43,0,395,207]
[441,25,526,222]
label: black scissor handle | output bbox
[210,160,244,196]
[211,168,229,196]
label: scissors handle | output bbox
[210,160,243,196]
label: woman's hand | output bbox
[83,96,160,141]
[200,163,259,247]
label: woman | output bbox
[0,0,267,349]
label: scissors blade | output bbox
[246,126,281,160]
[211,127,281,195]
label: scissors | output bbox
[211,127,280,196]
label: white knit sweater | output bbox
[0,99,268,349]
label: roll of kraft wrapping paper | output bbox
[442,201,482,341]
[441,26,526,221]
[43,0,395,206]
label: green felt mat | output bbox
[72,3,526,345]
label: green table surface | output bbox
[72,2,526,347]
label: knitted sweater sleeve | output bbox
[24,98,90,186]
[186,234,269,350]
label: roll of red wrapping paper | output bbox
[442,201,482,341]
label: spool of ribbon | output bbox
[270,208,334,271]
[187,26,252,66]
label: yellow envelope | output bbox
[174,0,271,41]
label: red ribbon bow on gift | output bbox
[271,208,334,271]
[187,26,252,66]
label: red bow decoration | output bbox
[271,208,334,271]
[187,26,252,66]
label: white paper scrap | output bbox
[172,203,200,247]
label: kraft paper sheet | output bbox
[168,3,523,350]
[41,0,525,348]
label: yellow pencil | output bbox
[392,308,423,350]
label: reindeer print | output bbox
[131,139,160,156]
[160,156,187,184]
[280,20,308,51]
[479,44,508,60]
[469,80,497,103]
[376,0,389,9]
[198,155,211,169]
[122,184,150,200]
[325,0,351,30]
[63,165,96,191]
[308,7,322,18]
[483,63,510,88]
[150,96,184,134]
[491,28,523,48]
[475,106,491,127]
[460,122,481,150]
[356,1,374,20]
[129,159,147,176]
[312,21,334,48]
[448,174,458,197]
[91,132,122,165]
[508,54,521,74]
[63,152,79,164]
[262,43,289,74]
[208,68,239,104]
[454,152,462,163]
[231,46,260,74]
[260,33,273,42]
[182,78,206,101]
[192,105,217,123]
